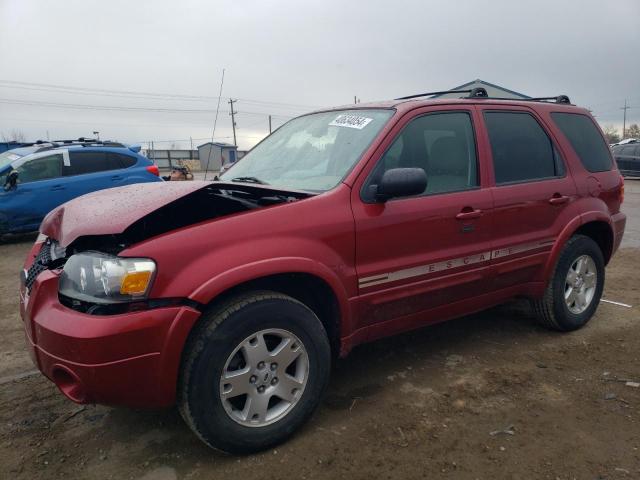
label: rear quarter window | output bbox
[110,152,137,168]
[550,112,612,172]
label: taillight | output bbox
[146,165,159,176]
[620,175,625,205]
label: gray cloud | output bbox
[0,0,638,148]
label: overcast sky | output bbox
[0,0,638,149]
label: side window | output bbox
[550,112,612,172]
[634,145,640,157]
[484,111,563,184]
[368,111,478,198]
[109,153,136,168]
[17,154,63,183]
[621,145,635,155]
[65,151,122,176]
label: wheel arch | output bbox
[187,258,352,360]
[540,214,614,288]
[196,272,344,359]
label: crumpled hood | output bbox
[41,181,211,247]
[41,181,311,248]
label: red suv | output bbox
[20,88,625,453]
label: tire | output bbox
[533,234,605,331]
[178,291,331,454]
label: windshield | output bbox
[0,149,27,171]
[219,109,394,191]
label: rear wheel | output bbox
[178,291,331,454]
[533,235,605,331]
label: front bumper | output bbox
[20,268,201,408]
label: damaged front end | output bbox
[26,182,313,315]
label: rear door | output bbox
[479,107,577,289]
[63,150,128,198]
[351,107,494,336]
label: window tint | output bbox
[621,145,635,155]
[368,112,478,198]
[550,113,612,172]
[17,154,63,183]
[111,153,136,168]
[65,151,123,176]
[484,112,562,184]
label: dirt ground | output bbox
[1,182,639,480]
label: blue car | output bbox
[0,139,163,235]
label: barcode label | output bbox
[329,114,373,130]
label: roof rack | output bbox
[21,138,125,149]
[395,88,487,100]
[396,88,572,104]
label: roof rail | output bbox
[19,138,125,151]
[395,88,485,100]
[396,88,572,104]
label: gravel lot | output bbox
[1,181,639,480]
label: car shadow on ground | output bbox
[88,299,547,461]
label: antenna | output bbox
[204,68,226,181]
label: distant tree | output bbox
[602,125,621,144]
[626,123,640,139]
[1,129,26,142]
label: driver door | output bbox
[0,152,67,232]
[351,107,494,338]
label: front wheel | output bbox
[178,291,331,454]
[533,235,605,331]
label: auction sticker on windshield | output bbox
[329,114,373,130]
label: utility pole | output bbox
[228,98,238,146]
[622,99,630,139]
[269,115,272,134]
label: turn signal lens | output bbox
[620,175,625,205]
[120,271,153,295]
[146,165,160,176]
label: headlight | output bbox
[59,252,156,304]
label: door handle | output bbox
[111,175,123,181]
[548,194,570,205]
[455,208,483,220]
[50,185,66,191]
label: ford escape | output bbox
[20,88,625,453]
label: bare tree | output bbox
[626,123,640,139]
[602,125,621,144]
[1,129,27,143]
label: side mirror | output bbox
[373,168,427,202]
[3,170,18,191]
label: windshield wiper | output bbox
[230,176,269,185]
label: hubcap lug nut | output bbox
[257,385,265,393]
[270,363,277,371]
[257,361,265,369]
[271,377,278,385]
[249,375,257,384]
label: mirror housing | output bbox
[3,170,18,191]
[373,168,427,202]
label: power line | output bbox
[0,97,297,118]
[0,79,323,110]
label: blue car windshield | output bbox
[0,149,28,171]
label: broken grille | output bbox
[24,240,65,291]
